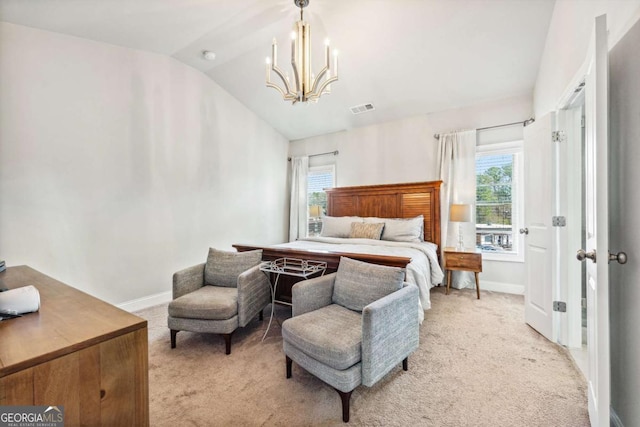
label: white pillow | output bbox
[364,215,424,242]
[320,216,363,238]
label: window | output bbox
[307,165,335,236]
[476,141,524,261]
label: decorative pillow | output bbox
[320,216,363,238]
[364,215,424,242]
[332,257,404,312]
[349,222,384,240]
[204,248,262,288]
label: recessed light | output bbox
[202,50,216,61]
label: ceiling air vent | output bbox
[350,103,375,115]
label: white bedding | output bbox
[275,237,444,322]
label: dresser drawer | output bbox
[445,252,482,272]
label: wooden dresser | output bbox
[0,266,149,426]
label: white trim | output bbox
[569,345,588,378]
[117,291,172,313]
[481,251,524,263]
[476,140,523,154]
[480,280,524,295]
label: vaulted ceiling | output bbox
[0,0,556,140]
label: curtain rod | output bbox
[288,150,339,161]
[433,118,535,140]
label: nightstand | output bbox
[443,248,483,299]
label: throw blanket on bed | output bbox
[275,237,444,322]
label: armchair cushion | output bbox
[204,248,262,288]
[168,286,237,320]
[332,257,404,312]
[282,304,362,371]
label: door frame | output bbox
[555,93,585,351]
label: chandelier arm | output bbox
[266,81,291,100]
[309,66,329,95]
[267,51,299,101]
[311,75,338,98]
[270,64,296,97]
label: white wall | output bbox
[289,94,532,293]
[533,0,640,116]
[0,23,289,306]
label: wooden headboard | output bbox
[234,180,442,303]
[325,180,442,250]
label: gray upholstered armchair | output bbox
[282,257,420,423]
[168,248,270,355]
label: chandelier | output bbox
[265,0,339,104]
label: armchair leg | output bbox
[170,329,178,349]
[259,309,264,321]
[334,388,353,423]
[403,357,408,371]
[286,356,292,378]
[222,333,233,355]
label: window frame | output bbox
[306,164,336,237]
[476,141,524,263]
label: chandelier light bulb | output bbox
[266,57,271,65]
[324,38,330,46]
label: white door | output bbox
[523,114,553,341]
[581,14,610,427]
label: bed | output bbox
[234,180,444,319]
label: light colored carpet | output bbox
[135,287,589,426]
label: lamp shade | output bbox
[309,205,322,218]
[450,204,471,222]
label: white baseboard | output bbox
[117,291,172,313]
[610,407,623,427]
[480,280,524,295]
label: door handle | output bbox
[609,251,628,265]
[519,228,529,235]
[577,249,596,263]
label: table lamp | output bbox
[308,205,322,218]
[450,204,471,250]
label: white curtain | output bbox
[289,156,309,242]
[438,130,477,289]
